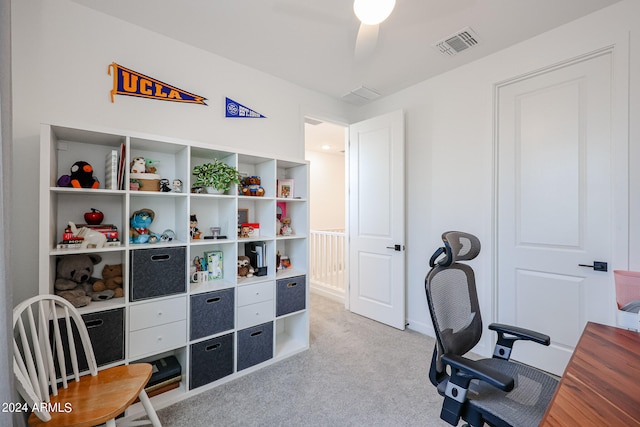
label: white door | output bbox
[348,110,405,330]
[497,51,617,376]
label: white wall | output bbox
[357,0,640,356]
[305,150,346,231]
[10,0,353,304]
[12,1,640,361]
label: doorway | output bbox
[304,117,348,304]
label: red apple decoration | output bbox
[84,208,104,225]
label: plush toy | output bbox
[241,176,265,197]
[145,159,160,174]
[93,264,124,298]
[130,157,146,174]
[54,254,113,307]
[237,255,255,278]
[69,161,99,189]
[130,208,159,244]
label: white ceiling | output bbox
[70,0,621,154]
[72,0,620,103]
[304,120,347,155]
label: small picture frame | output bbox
[205,250,223,280]
[277,179,294,198]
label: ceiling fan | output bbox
[273,0,396,60]
[353,0,396,60]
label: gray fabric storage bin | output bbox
[54,307,125,375]
[237,322,273,371]
[276,275,306,317]
[189,333,234,390]
[130,246,186,301]
[190,288,234,340]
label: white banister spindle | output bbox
[310,230,347,301]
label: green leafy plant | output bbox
[192,159,241,192]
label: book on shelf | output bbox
[147,355,181,387]
[245,241,267,276]
[62,224,119,242]
[117,142,126,190]
[133,375,182,402]
[146,375,182,393]
[105,149,118,190]
[56,241,121,249]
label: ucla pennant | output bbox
[108,63,207,105]
[225,97,266,118]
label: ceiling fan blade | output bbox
[355,23,379,60]
[272,2,346,26]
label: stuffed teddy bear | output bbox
[130,208,160,244]
[69,161,100,189]
[54,254,114,307]
[237,255,255,278]
[93,264,124,298]
[241,176,265,197]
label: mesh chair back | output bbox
[426,231,483,374]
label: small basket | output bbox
[136,178,160,192]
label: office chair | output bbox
[13,294,162,426]
[424,231,558,427]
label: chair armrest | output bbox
[489,323,551,360]
[442,353,515,392]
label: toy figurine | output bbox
[190,214,201,239]
[145,159,160,174]
[281,218,293,236]
[130,208,160,244]
[159,179,172,192]
[173,179,183,193]
[161,229,176,242]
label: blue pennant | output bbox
[225,97,266,118]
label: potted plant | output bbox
[192,159,241,194]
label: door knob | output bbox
[578,261,608,272]
[386,244,404,251]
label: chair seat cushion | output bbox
[28,363,152,427]
[467,359,558,427]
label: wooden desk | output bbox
[540,322,640,426]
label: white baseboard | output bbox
[310,281,345,304]
[406,317,435,337]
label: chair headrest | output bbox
[429,231,481,267]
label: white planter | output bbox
[205,187,225,194]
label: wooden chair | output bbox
[13,294,162,427]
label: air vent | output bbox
[341,86,381,105]
[304,117,323,126]
[433,27,479,56]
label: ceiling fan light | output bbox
[353,0,396,25]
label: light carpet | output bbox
[156,293,451,426]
